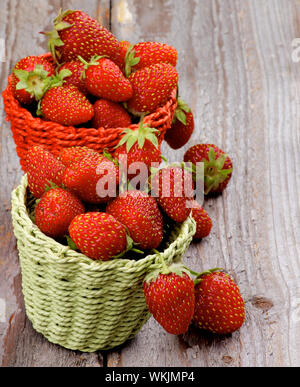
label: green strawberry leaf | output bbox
[44,181,59,192]
[126,135,138,153]
[131,57,140,66]
[113,233,144,259]
[137,131,146,149]
[146,133,159,149]
[177,98,191,113]
[160,155,168,164]
[58,68,72,79]
[53,8,75,26]
[208,148,217,162]
[175,109,187,125]
[16,80,29,91]
[55,21,73,31]
[14,69,30,82]
[103,148,119,167]
[36,99,43,116]
[66,235,78,251]
[215,154,227,170]
[117,135,130,148]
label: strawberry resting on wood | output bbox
[144,258,195,335]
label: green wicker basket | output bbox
[11,175,196,352]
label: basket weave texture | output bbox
[2,53,178,171]
[11,175,196,352]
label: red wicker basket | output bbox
[2,54,177,170]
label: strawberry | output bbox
[45,9,120,64]
[193,270,245,334]
[125,41,178,77]
[39,85,94,126]
[114,119,161,182]
[35,187,85,238]
[62,152,119,204]
[57,146,98,167]
[57,60,87,94]
[25,145,66,199]
[164,99,194,150]
[127,63,178,115]
[92,99,131,129]
[69,212,128,261]
[190,200,213,240]
[106,190,164,250]
[144,262,195,335]
[11,56,55,104]
[151,166,194,223]
[184,144,233,195]
[79,55,133,102]
[115,40,131,74]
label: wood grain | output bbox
[108,0,300,367]
[0,0,110,367]
[0,0,299,367]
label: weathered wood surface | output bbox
[0,0,299,367]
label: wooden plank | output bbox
[1,0,300,367]
[0,0,110,367]
[108,0,300,367]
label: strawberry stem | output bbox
[160,155,168,164]
[103,148,119,167]
[183,266,200,277]
[124,45,140,78]
[42,9,75,63]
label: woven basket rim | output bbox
[12,174,196,273]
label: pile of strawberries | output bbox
[12,9,245,338]
[11,9,185,144]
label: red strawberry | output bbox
[12,56,55,104]
[106,190,164,250]
[45,9,120,63]
[69,212,128,261]
[193,270,245,334]
[35,187,84,238]
[190,200,212,240]
[92,99,131,129]
[57,60,87,94]
[114,119,161,182]
[62,152,119,204]
[40,85,94,126]
[144,263,195,335]
[127,63,178,115]
[125,41,178,77]
[164,99,194,150]
[184,144,233,195]
[25,145,66,198]
[79,55,133,102]
[151,166,194,223]
[115,40,131,74]
[57,146,98,167]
